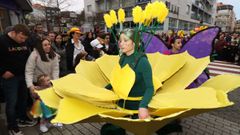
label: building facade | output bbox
[0,0,32,34]
[83,0,217,32]
[235,20,240,33]
[82,0,99,32]
[46,7,60,31]
[215,2,236,32]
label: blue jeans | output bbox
[1,76,28,129]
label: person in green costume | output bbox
[101,28,154,135]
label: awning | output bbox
[14,0,33,12]
[0,0,32,12]
[0,0,18,10]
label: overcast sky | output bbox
[64,0,84,13]
[32,0,84,12]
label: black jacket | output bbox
[0,34,30,76]
[65,40,75,72]
[103,43,118,55]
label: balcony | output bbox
[205,0,214,6]
[109,0,119,10]
[191,13,200,20]
[122,0,135,8]
[136,0,151,4]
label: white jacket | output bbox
[25,50,59,88]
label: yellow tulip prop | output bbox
[140,10,146,24]
[157,1,169,23]
[38,53,240,135]
[103,14,113,28]
[110,10,118,25]
[152,1,162,18]
[132,6,143,24]
[118,8,125,23]
[145,3,153,20]
[144,3,153,23]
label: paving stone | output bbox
[65,125,75,130]
[71,129,84,135]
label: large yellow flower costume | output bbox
[38,52,240,135]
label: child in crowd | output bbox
[30,74,61,133]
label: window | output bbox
[137,0,150,3]
[186,5,190,14]
[165,1,170,9]
[87,5,92,12]
[125,7,132,17]
[87,16,93,22]
[189,23,196,30]
[171,5,174,12]
[179,20,184,30]
[169,17,177,30]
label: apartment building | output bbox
[216,2,236,32]
[83,0,217,32]
[235,20,240,33]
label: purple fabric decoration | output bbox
[179,27,220,58]
[143,33,168,53]
[143,27,220,88]
[143,27,220,58]
[187,72,209,89]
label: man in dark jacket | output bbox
[0,24,36,135]
[103,33,118,55]
[25,23,44,51]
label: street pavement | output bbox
[1,60,240,135]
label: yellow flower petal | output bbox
[160,53,210,93]
[51,97,111,124]
[51,74,119,101]
[152,1,162,18]
[145,3,153,21]
[75,60,109,87]
[150,87,232,109]
[37,87,61,109]
[110,64,135,99]
[95,54,120,81]
[157,1,169,23]
[201,74,240,93]
[147,52,187,82]
[132,6,142,24]
[140,10,146,24]
[110,10,118,25]
[103,14,113,28]
[118,8,125,23]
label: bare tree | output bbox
[25,4,46,25]
[37,0,71,10]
